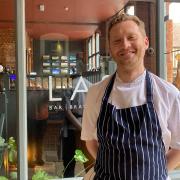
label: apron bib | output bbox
[94,71,167,180]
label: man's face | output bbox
[109,20,149,71]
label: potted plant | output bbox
[32,149,90,180]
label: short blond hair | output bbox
[108,13,146,39]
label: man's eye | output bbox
[128,36,136,40]
[113,40,121,44]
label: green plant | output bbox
[61,149,89,178]
[0,176,8,180]
[0,137,7,147]
[0,136,17,180]
[9,171,18,179]
[0,136,17,165]
[32,169,58,180]
[7,137,17,164]
[31,149,90,179]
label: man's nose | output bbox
[121,38,130,49]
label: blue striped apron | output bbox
[94,71,167,180]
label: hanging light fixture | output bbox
[56,41,62,53]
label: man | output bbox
[81,13,180,180]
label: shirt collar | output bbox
[115,70,146,85]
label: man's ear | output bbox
[145,36,149,50]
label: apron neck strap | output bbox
[145,71,153,103]
[102,70,153,103]
[102,73,116,102]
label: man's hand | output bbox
[166,148,180,171]
[86,140,99,160]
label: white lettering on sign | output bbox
[48,104,84,111]
[70,76,88,100]
[49,76,89,102]
[49,76,62,102]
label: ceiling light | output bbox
[64,6,69,11]
[39,4,45,12]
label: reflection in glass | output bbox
[21,0,132,178]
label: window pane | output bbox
[96,54,100,68]
[92,56,96,69]
[166,2,180,177]
[166,2,180,88]
[88,39,92,56]
[126,5,135,15]
[96,33,100,53]
[0,0,18,178]
[92,34,95,55]
[88,57,92,70]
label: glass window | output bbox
[92,34,95,55]
[2,0,178,178]
[88,32,100,71]
[0,0,18,178]
[96,33,100,53]
[10,0,180,179]
[126,5,135,15]
[165,2,180,177]
[172,49,180,78]
[96,54,100,68]
[166,2,180,85]
[88,39,92,57]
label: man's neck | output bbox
[117,67,145,83]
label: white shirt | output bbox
[81,71,180,153]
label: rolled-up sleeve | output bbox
[168,92,180,149]
[81,86,100,141]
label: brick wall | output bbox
[0,29,16,69]
[0,29,33,72]
[166,20,173,82]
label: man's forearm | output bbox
[166,148,180,171]
[86,140,99,160]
